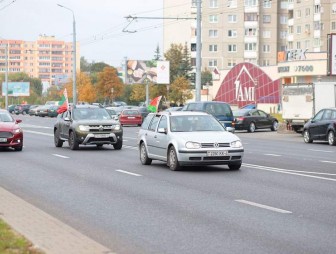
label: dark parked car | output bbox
[182,101,235,132]
[28,105,42,116]
[48,105,60,117]
[303,107,336,146]
[233,109,278,132]
[37,105,54,117]
[14,104,31,115]
[0,109,23,151]
[7,104,16,114]
[53,105,123,150]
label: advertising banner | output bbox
[2,82,30,96]
[330,34,336,75]
[126,60,170,84]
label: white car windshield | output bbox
[170,115,225,132]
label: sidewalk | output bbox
[0,187,115,254]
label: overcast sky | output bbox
[0,0,164,67]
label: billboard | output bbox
[2,82,30,96]
[329,34,336,75]
[126,60,170,84]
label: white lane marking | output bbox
[116,170,141,177]
[21,124,52,129]
[264,154,282,157]
[124,136,137,140]
[25,130,53,136]
[308,149,334,153]
[320,160,336,164]
[235,200,292,214]
[243,163,336,181]
[52,154,69,159]
[123,145,138,150]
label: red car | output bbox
[0,109,23,151]
[119,109,142,126]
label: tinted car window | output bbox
[331,110,336,120]
[313,110,324,121]
[322,109,332,120]
[158,115,167,129]
[142,114,155,129]
[258,110,267,117]
[205,103,232,117]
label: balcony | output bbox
[314,30,321,38]
[244,51,257,59]
[314,13,321,22]
[244,36,258,43]
[288,19,294,26]
[287,34,294,41]
[244,21,258,28]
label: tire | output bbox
[69,131,79,150]
[248,122,256,133]
[303,129,313,143]
[271,121,278,131]
[168,146,181,171]
[328,131,336,146]
[54,129,63,147]
[228,163,241,170]
[14,146,23,151]
[140,142,152,165]
[113,139,123,150]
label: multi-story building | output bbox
[0,35,80,86]
[163,0,336,69]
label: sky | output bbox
[0,0,164,67]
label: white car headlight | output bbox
[13,128,22,134]
[185,141,201,149]
[231,140,243,148]
[78,125,90,131]
[112,124,121,130]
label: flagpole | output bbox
[145,77,149,106]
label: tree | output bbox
[180,42,193,79]
[91,62,110,73]
[130,83,167,105]
[201,69,213,87]
[168,76,193,105]
[80,56,91,72]
[153,44,161,61]
[164,43,183,83]
[77,72,96,102]
[96,67,124,104]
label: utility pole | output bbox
[5,42,9,110]
[195,0,202,101]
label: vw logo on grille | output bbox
[99,125,104,131]
[214,143,219,148]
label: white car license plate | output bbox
[0,138,7,142]
[95,134,110,138]
[128,116,135,119]
[207,151,228,156]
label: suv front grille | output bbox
[88,125,113,131]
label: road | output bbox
[1,115,336,254]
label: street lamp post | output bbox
[5,42,9,110]
[57,4,77,105]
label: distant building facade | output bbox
[0,35,80,86]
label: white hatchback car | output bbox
[137,111,244,171]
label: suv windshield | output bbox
[72,108,112,120]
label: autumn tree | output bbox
[130,83,167,105]
[168,76,193,105]
[96,66,124,104]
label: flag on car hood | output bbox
[57,88,69,114]
[147,96,162,113]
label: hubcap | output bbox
[304,131,309,142]
[169,150,175,167]
[328,132,334,145]
[141,145,146,161]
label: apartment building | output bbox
[0,35,80,86]
[163,0,336,70]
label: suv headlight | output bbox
[112,124,121,131]
[78,125,90,131]
[185,141,201,149]
[231,140,243,148]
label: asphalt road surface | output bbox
[1,115,335,254]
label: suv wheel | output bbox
[168,146,181,171]
[54,129,63,147]
[69,131,79,150]
[328,131,336,146]
[140,142,152,165]
[113,139,123,150]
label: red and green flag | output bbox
[57,88,69,114]
[147,96,162,113]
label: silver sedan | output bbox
[137,111,244,171]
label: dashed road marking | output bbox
[235,199,292,214]
[116,170,141,177]
[308,149,334,153]
[52,154,69,159]
[320,160,336,164]
[264,154,282,157]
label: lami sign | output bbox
[215,63,280,108]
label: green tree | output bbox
[164,43,183,83]
[201,69,213,87]
[180,42,193,79]
[91,62,110,73]
[168,76,193,105]
[153,44,161,61]
[80,56,91,72]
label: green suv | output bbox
[54,105,123,150]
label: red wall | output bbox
[214,63,280,108]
